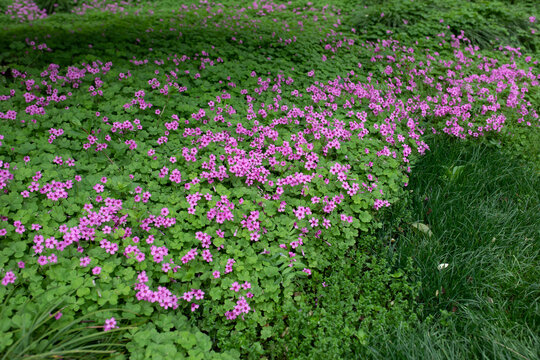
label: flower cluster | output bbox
[5,0,47,23]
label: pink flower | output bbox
[182,291,194,302]
[230,282,241,292]
[1,271,16,286]
[193,289,205,300]
[92,267,102,275]
[80,257,91,267]
[103,317,117,331]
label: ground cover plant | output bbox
[0,0,538,358]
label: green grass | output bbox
[0,290,136,360]
[371,136,540,359]
[350,0,539,51]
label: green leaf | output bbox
[177,331,196,350]
[263,266,279,278]
[358,211,372,223]
[260,326,273,339]
[76,287,90,297]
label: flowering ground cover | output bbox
[0,0,538,358]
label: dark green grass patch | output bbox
[373,136,540,359]
[351,0,539,51]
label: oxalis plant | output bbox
[0,0,538,358]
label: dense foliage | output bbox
[0,0,538,358]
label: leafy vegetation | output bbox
[0,0,538,358]
[352,0,539,51]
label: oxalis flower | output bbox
[103,317,118,332]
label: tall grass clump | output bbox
[372,136,540,359]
